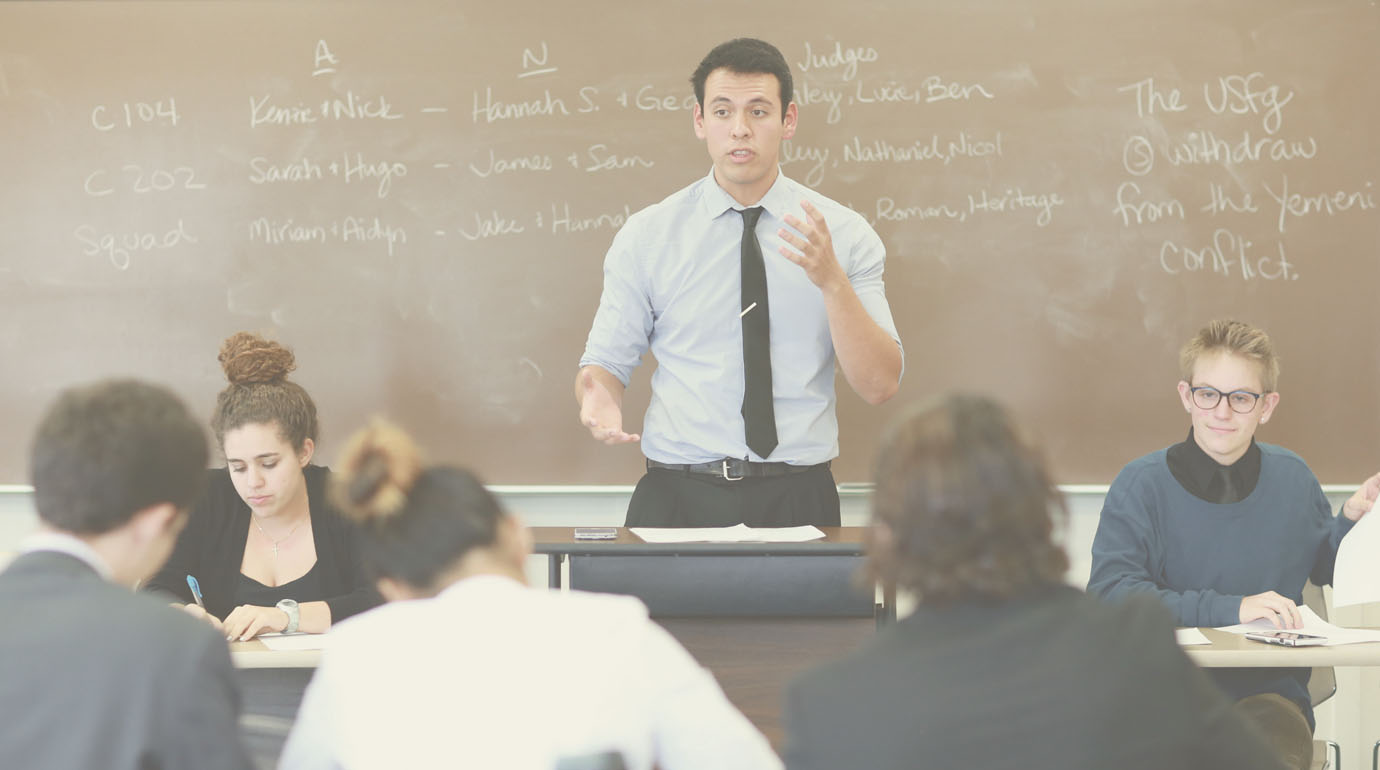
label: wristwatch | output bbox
[275,599,300,634]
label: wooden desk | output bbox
[229,639,321,668]
[532,526,882,747]
[1187,628,1380,668]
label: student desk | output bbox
[532,526,887,747]
[1186,628,1380,667]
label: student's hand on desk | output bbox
[1240,591,1303,629]
[579,371,639,445]
[1340,471,1380,521]
[177,602,224,633]
[222,604,288,642]
[778,200,847,293]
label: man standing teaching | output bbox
[577,38,903,527]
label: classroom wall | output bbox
[2,483,1376,763]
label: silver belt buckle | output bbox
[721,459,743,481]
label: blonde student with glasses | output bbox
[1088,319,1380,770]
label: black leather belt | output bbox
[646,458,830,481]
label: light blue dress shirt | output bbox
[580,170,903,465]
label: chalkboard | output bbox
[2,0,1377,485]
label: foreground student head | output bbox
[277,421,781,770]
[783,394,1288,770]
[30,379,208,584]
[143,331,378,641]
[0,379,251,770]
[866,393,1068,605]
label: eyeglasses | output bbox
[1189,386,1264,414]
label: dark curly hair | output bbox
[867,393,1068,605]
[210,331,318,452]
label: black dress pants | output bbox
[624,464,840,527]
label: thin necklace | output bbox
[252,515,305,559]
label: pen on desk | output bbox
[739,302,758,318]
[186,575,206,608]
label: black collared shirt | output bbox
[1166,428,1262,504]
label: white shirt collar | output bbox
[19,530,114,581]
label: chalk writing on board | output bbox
[1202,183,1260,216]
[842,133,1004,165]
[545,202,634,235]
[519,41,557,79]
[74,220,197,271]
[84,165,206,197]
[1203,74,1294,135]
[248,216,406,256]
[247,154,406,197]
[472,87,570,122]
[780,142,831,186]
[1262,176,1376,233]
[795,80,844,124]
[579,144,654,172]
[873,198,964,224]
[250,91,402,128]
[469,149,554,177]
[854,77,994,106]
[796,41,879,82]
[458,211,525,241]
[91,100,180,131]
[968,188,1065,228]
[1159,230,1296,281]
[1118,78,1188,117]
[312,40,338,78]
[1112,182,1186,226]
[616,86,696,112]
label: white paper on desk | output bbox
[1215,606,1380,646]
[1176,628,1212,646]
[256,632,328,651]
[629,523,825,543]
[1332,498,1380,607]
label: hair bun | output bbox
[332,419,423,523]
[218,332,296,385]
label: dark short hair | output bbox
[30,379,208,535]
[867,394,1069,604]
[691,38,793,117]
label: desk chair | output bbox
[1303,580,1341,770]
[554,751,627,770]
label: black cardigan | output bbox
[145,465,381,622]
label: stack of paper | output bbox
[629,523,826,544]
[1215,606,1380,646]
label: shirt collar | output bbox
[19,530,114,581]
[697,167,793,222]
[1166,427,1262,503]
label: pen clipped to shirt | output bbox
[186,574,206,608]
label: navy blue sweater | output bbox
[1087,442,1353,728]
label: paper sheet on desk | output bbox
[1332,497,1380,607]
[630,523,825,543]
[1176,628,1212,646]
[1216,606,1380,646]
[256,632,328,651]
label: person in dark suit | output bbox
[781,394,1287,770]
[0,379,252,770]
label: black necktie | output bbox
[739,207,778,459]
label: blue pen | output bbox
[186,575,206,608]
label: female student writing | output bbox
[146,332,378,639]
[278,420,779,770]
